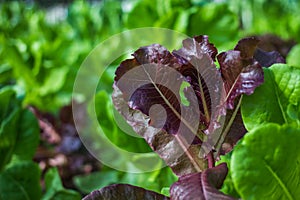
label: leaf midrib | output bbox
[269,69,288,123]
[1,172,31,200]
[263,160,294,200]
[142,65,203,172]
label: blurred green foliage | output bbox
[0,86,80,199]
[0,0,300,197]
[1,0,299,111]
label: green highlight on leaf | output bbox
[231,123,300,200]
[0,161,42,200]
[73,171,119,194]
[179,81,191,106]
[0,85,80,200]
[160,187,170,197]
[287,44,300,69]
[216,152,240,198]
[43,168,81,200]
[12,109,40,161]
[0,86,40,170]
[242,64,300,130]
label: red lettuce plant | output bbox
[84,35,285,200]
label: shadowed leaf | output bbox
[170,163,237,200]
[217,49,264,109]
[254,48,285,67]
[83,184,169,200]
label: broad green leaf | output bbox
[187,3,239,48]
[0,161,41,200]
[43,168,81,200]
[242,64,300,130]
[12,109,40,161]
[73,171,119,194]
[287,44,300,69]
[216,152,240,198]
[160,187,170,197]
[228,0,300,41]
[0,64,13,85]
[125,0,160,29]
[0,105,20,171]
[231,124,300,200]
[0,86,39,168]
[120,167,177,194]
[39,67,69,96]
[287,104,300,122]
[5,44,37,89]
[0,87,16,122]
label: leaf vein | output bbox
[264,160,294,200]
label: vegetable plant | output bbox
[84,35,300,199]
[1,1,300,199]
[0,86,81,199]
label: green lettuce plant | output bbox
[0,86,81,200]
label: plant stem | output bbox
[207,151,215,168]
[174,134,203,172]
[214,95,243,157]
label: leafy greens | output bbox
[0,86,81,200]
[87,34,286,199]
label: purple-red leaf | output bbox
[234,36,285,67]
[170,163,237,200]
[256,34,296,58]
[173,36,222,128]
[112,37,222,175]
[113,84,207,176]
[115,44,185,135]
[234,37,260,59]
[213,37,264,154]
[83,184,169,200]
[113,35,284,175]
[218,37,264,109]
[254,48,285,67]
[213,37,285,155]
[220,109,246,155]
[174,35,218,61]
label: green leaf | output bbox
[39,67,69,96]
[12,109,40,161]
[228,0,300,41]
[160,187,170,197]
[43,168,81,200]
[287,104,300,122]
[187,3,239,48]
[216,152,240,198]
[125,0,160,29]
[287,44,300,69]
[0,64,13,85]
[73,171,119,194]
[120,167,177,194]
[0,103,20,171]
[0,86,40,168]
[231,124,300,200]
[5,44,37,89]
[0,87,17,122]
[242,64,300,130]
[0,161,42,200]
